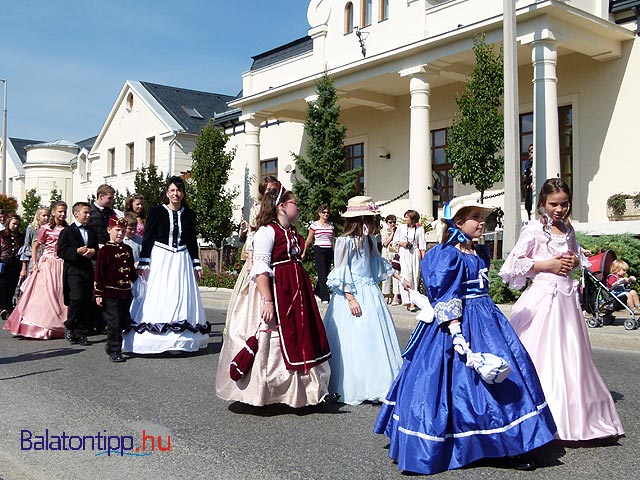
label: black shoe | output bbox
[109,352,126,363]
[65,330,78,344]
[320,393,341,405]
[77,336,92,346]
[505,455,536,471]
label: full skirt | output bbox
[123,246,208,353]
[510,276,624,441]
[324,281,402,405]
[3,256,66,339]
[215,273,330,408]
[374,297,556,475]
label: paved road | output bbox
[0,307,639,480]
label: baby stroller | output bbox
[581,250,638,330]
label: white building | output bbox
[4,1,639,232]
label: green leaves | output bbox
[134,165,167,209]
[190,121,238,246]
[446,34,504,200]
[293,73,359,229]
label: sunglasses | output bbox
[321,211,329,214]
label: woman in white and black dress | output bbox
[123,176,208,354]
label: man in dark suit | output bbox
[89,184,116,247]
[57,202,97,346]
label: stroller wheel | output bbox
[623,318,637,330]
[586,317,601,328]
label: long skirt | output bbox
[3,256,66,339]
[215,273,330,408]
[122,246,208,353]
[510,275,624,441]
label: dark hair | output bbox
[163,176,188,208]
[1,214,20,237]
[439,207,477,245]
[404,209,420,224]
[123,212,138,228]
[259,176,279,199]
[255,188,294,228]
[72,201,91,214]
[537,178,572,219]
[385,214,397,223]
[125,194,146,220]
[316,204,330,218]
[49,201,68,228]
[342,215,378,252]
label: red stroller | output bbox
[581,250,638,330]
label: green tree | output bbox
[293,73,360,227]
[20,189,41,226]
[134,165,167,210]
[113,190,127,211]
[446,34,504,202]
[49,187,63,206]
[190,121,238,246]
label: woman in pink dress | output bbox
[500,178,624,441]
[4,201,69,339]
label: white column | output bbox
[400,67,431,217]
[532,39,560,194]
[240,114,263,202]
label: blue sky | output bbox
[0,0,310,142]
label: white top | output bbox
[392,223,426,251]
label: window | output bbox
[126,92,134,112]
[344,143,365,194]
[362,0,372,27]
[126,142,135,171]
[107,148,116,176]
[345,2,354,34]
[379,0,389,21]
[181,106,203,119]
[519,105,573,195]
[79,154,87,181]
[147,136,155,166]
[260,158,278,182]
[431,128,453,204]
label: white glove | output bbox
[448,323,470,356]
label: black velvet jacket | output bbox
[138,205,200,268]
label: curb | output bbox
[199,288,640,353]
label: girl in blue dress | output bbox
[374,199,556,475]
[323,196,409,405]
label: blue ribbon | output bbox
[442,202,472,246]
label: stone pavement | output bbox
[200,287,640,353]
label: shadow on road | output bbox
[0,367,64,381]
[227,400,349,417]
[0,347,84,365]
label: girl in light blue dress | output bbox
[323,196,408,405]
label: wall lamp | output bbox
[376,146,391,159]
[284,163,296,174]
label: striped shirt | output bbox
[310,221,334,248]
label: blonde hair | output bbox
[31,207,50,230]
[610,259,629,276]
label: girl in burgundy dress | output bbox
[223,185,337,408]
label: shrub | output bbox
[489,259,523,304]
[606,193,630,216]
[199,267,238,289]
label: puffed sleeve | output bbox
[35,225,48,245]
[498,225,536,290]
[249,225,275,279]
[19,226,36,260]
[368,235,394,283]
[421,244,465,325]
[138,206,161,268]
[327,236,356,294]
[183,208,201,269]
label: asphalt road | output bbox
[0,307,639,480]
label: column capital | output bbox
[399,65,428,78]
[239,112,267,128]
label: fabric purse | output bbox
[229,334,259,381]
[391,253,401,271]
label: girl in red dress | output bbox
[228,186,337,407]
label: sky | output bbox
[0,0,310,142]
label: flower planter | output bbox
[607,198,640,221]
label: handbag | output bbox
[391,253,401,271]
[229,334,259,381]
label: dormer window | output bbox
[362,0,372,27]
[345,2,354,34]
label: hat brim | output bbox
[449,201,496,219]
[341,210,379,218]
